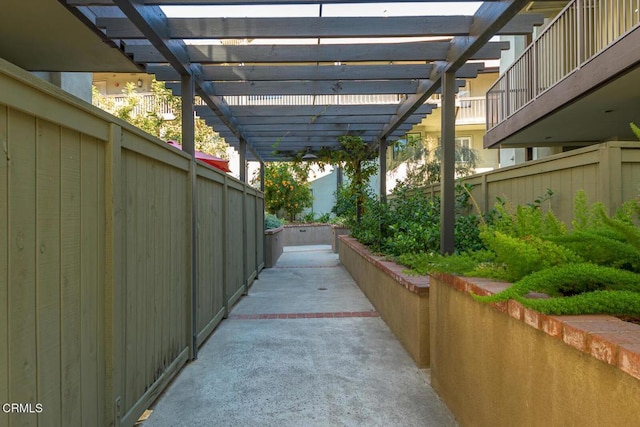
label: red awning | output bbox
[166,141,231,173]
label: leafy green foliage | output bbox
[398,250,495,276]
[346,181,485,256]
[92,80,228,157]
[631,122,640,141]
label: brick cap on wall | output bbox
[339,236,429,296]
[431,272,640,382]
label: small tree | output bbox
[257,162,313,222]
[317,136,379,223]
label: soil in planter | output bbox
[616,315,640,325]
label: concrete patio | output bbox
[143,245,457,427]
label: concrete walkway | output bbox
[144,245,457,427]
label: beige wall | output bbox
[93,72,154,95]
[430,274,640,427]
[339,237,430,367]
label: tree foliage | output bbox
[92,79,229,158]
[256,162,313,222]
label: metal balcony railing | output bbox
[430,96,487,125]
[487,0,640,130]
[222,93,404,106]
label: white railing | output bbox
[104,93,175,116]
[223,93,403,106]
[430,96,487,125]
[487,0,640,129]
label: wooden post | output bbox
[440,71,456,255]
[182,74,198,360]
[379,138,387,204]
[259,161,265,192]
[222,176,230,318]
[239,139,247,183]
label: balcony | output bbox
[485,0,640,148]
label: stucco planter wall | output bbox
[338,236,430,367]
[331,225,350,253]
[283,224,332,246]
[264,226,284,268]
[429,273,640,427]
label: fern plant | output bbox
[473,263,640,316]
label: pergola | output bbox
[58,0,540,252]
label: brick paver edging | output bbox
[229,311,380,320]
[431,272,640,381]
[339,236,429,296]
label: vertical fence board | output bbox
[123,150,138,411]
[134,154,147,406]
[145,157,156,388]
[35,119,62,427]
[8,109,38,427]
[105,123,122,427]
[96,136,107,427]
[60,127,82,427]
[80,135,100,426]
[0,105,8,426]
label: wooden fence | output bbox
[0,58,264,427]
[417,141,640,225]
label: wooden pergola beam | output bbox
[125,40,509,63]
[168,79,467,96]
[150,63,485,82]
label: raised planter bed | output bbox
[264,226,284,268]
[338,236,430,367]
[429,273,640,426]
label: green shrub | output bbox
[264,213,283,230]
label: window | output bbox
[437,136,473,162]
[393,132,421,159]
[455,137,472,162]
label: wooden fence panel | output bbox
[118,135,190,425]
[415,142,640,226]
[245,193,257,282]
[256,196,265,271]
[1,104,108,427]
[0,58,265,427]
[0,105,8,426]
[195,169,226,345]
[227,184,245,306]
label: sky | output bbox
[162,2,483,45]
[162,2,482,18]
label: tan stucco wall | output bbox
[282,224,333,246]
[430,275,640,427]
[339,237,430,367]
